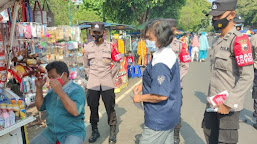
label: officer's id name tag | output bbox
[234,35,254,67]
[220,47,229,51]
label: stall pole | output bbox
[5,1,19,88]
[109,27,112,42]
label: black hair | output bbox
[46,61,70,77]
[143,19,174,48]
[128,51,132,53]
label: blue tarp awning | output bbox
[78,21,136,30]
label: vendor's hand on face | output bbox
[35,77,46,88]
[47,68,68,94]
[49,79,63,94]
[133,94,142,103]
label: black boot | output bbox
[89,125,100,143]
[109,125,117,144]
[174,128,180,144]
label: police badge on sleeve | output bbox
[234,35,254,67]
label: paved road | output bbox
[27,57,257,144]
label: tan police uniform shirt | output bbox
[170,37,190,87]
[250,34,257,69]
[83,41,120,91]
[208,27,254,111]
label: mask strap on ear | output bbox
[225,11,232,19]
[60,73,64,78]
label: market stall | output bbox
[0,0,52,143]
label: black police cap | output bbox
[90,22,105,32]
[234,15,244,24]
[207,0,238,16]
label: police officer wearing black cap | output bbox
[203,0,254,143]
[83,22,120,144]
[233,15,244,31]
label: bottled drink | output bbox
[2,109,10,128]
[18,99,26,120]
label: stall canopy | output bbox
[0,0,15,13]
[78,21,136,30]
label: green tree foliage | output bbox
[237,0,257,29]
[83,0,186,25]
[178,0,211,32]
[31,0,101,26]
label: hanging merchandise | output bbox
[43,0,54,27]
[33,0,47,25]
[137,39,147,66]
[118,39,126,54]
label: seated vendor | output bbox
[31,61,86,144]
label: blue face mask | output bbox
[146,39,156,47]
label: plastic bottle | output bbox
[18,99,26,120]
[0,113,4,129]
[8,109,15,126]
[2,109,10,128]
[11,98,16,104]
[13,104,20,120]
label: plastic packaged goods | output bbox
[0,113,4,129]
[2,109,10,128]
[8,109,15,126]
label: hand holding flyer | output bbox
[207,90,229,107]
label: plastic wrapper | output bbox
[0,56,6,71]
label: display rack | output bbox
[0,116,35,137]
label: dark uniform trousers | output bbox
[87,87,117,126]
[174,89,183,131]
[202,111,240,144]
[252,69,257,120]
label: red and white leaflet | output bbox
[207,91,229,107]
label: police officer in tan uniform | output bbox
[202,0,254,143]
[167,18,190,144]
[251,34,257,129]
[83,22,120,144]
[233,15,244,31]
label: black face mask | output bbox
[92,34,103,42]
[212,12,231,30]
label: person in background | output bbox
[31,61,86,144]
[189,32,194,56]
[126,51,134,66]
[191,34,200,62]
[233,15,244,31]
[133,19,181,144]
[132,37,139,63]
[202,0,254,143]
[167,18,190,144]
[251,33,257,129]
[199,32,209,62]
[83,22,120,144]
[180,33,187,45]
